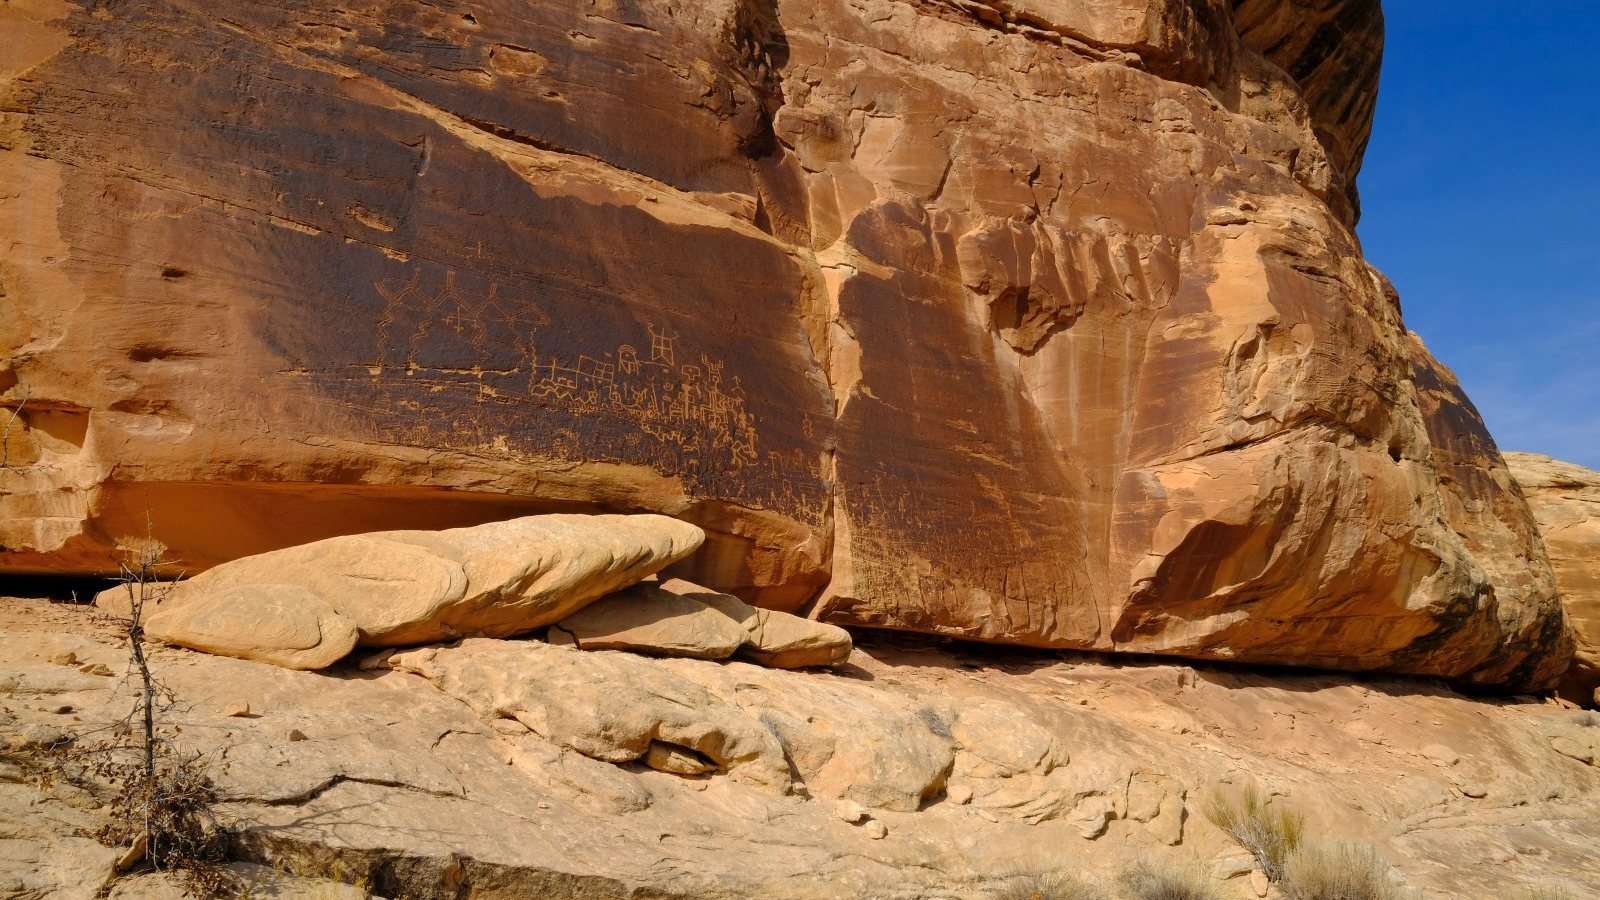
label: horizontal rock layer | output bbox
[0,0,1570,686]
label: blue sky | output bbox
[1357,3,1600,469]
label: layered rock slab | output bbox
[550,579,751,660]
[1506,452,1600,704]
[0,0,1569,686]
[667,578,854,668]
[553,577,853,666]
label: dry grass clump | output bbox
[1202,783,1304,882]
[991,873,1108,900]
[1523,888,1574,900]
[1118,860,1219,900]
[234,858,374,900]
[1279,841,1406,900]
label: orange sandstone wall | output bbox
[0,0,1571,686]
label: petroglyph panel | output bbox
[818,199,1100,646]
[0,0,835,598]
[297,250,831,526]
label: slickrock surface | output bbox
[1506,453,1600,704]
[0,0,1570,685]
[1,599,1595,899]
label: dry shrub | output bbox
[39,531,238,896]
[94,744,233,895]
[1280,841,1405,900]
[991,873,1108,900]
[1202,783,1304,881]
[19,723,234,896]
[1119,860,1219,900]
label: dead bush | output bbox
[107,534,236,894]
[1202,783,1304,882]
[991,873,1108,900]
[1280,841,1405,900]
[91,741,232,894]
[1119,859,1219,900]
[17,530,239,896]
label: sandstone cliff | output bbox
[1507,453,1600,704]
[0,0,1571,686]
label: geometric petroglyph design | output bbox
[372,268,551,381]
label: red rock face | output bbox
[1505,452,1600,703]
[0,0,1572,686]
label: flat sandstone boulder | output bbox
[554,578,853,667]
[678,580,854,669]
[144,584,358,670]
[550,580,748,659]
[121,515,705,662]
[92,583,174,620]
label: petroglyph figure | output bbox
[350,268,801,511]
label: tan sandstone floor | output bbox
[1,597,1596,899]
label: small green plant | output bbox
[1572,711,1597,728]
[1280,841,1404,900]
[1523,887,1574,900]
[991,873,1108,900]
[1203,783,1304,882]
[1119,860,1219,900]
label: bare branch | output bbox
[0,389,28,470]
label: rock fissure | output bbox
[258,772,466,808]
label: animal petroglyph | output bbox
[527,324,761,472]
